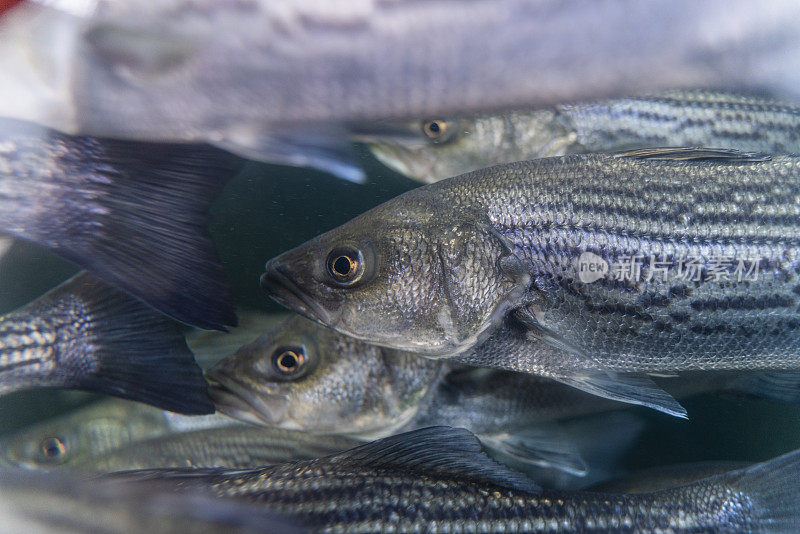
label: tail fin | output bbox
[684,449,800,533]
[0,122,243,330]
[55,273,214,414]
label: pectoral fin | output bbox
[215,127,366,183]
[461,310,687,418]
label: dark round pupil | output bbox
[428,121,441,133]
[42,438,64,458]
[278,351,298,371]
[333,255,354,276]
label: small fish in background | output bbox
[363,90,800,183]
[5,1,800,181]
[0,118,243,330]
[0,468,305,534]
[261,149,800,418]
[0,272,213,414]
[108,426,800,533]
[72,426,360,473]
[0,399,235,471]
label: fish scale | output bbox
[112,427,799,533]
[427,154,800,372]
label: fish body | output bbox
[0,272,213,414]
[209,315,767,478]
[367,90,800,183]
[109,427,800,533]
[262,149,800,415]
[592,461,751,494]
[4,2,800,180]
[0,118,241,329]
[77,426,360,472]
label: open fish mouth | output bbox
[260,262,335,326]
[205,371,289,426]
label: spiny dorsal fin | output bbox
[614,147,772,162]
[330,426,540,493]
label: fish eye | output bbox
[422,120,455,144]
[325,246,365,286]
[272,346,306,375]
[423,120,446,140]
[39,436,66,462]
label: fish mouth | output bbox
[260,262,336,326]
[206,371,289,426]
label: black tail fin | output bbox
[0,122,243,330]
[680,449,800,533]
[55,273,214,414]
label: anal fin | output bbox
[480,424,587,477]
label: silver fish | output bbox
[75,426,360,472]
[0,399,234,471]
[0,272,213,414]
[4,1,800,180]
[261,148,800,417]
[209,315,601,475]
[0,118,241,330]
[208,315,769,478]
[0,468,304,534]
[365,90,800,183]
[109,426,800,533]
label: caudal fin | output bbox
[0,121,243,330]
[55,273,214,414]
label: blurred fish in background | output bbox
[0,118,243,330]
[0,468,305,533]
[3,1,800,181]
[363,90,800,183]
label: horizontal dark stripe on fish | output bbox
[690,294,796,312]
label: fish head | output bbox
[363,111,570,184]
[261,190,531,357]
[361,118,478,183]
[207,315,443,437]
[0,402,163,470]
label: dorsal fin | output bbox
[614,147,772,162]
[330,426,540,492]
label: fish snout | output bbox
[205,368,290,426]
[260,259,337,326]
